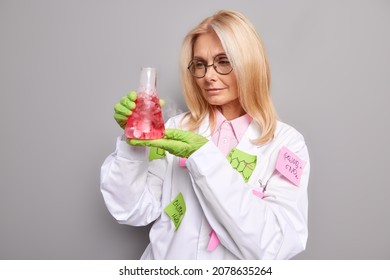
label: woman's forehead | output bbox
[193,32,225,59]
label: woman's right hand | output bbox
[113,91,137,129]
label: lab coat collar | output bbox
[198,113,212,139]
[236,121,262,153]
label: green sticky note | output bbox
[164,192,186,231]
[227,148,257,183]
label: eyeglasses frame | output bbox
[187,54,233,78]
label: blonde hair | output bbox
[180,10,278,144]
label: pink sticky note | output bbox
[252,188,265,199]
[207,230,220,251]
[275,146,306,186]
[179,158,187,168]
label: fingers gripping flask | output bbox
[125,67,165,139]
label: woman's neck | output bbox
[217,102,246,120]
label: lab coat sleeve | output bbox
[186,131,310,259]
[100,136,166,226]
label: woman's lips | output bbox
[205,88,226,94]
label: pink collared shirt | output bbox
[211,110,252,156]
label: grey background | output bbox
[0,0,389,259]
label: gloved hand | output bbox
[113,91,137,129]
[128,128,208,158]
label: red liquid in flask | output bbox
[125,91,165,139]
[124,67,165,139]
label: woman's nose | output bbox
[204,65,218,81]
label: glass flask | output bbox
[125,67,165,139]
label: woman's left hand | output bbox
[128,128,208,158]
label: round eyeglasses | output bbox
[187,54,233,78]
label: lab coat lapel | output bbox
[236,120,261,154]
[197,114,212,139]
[196,116,266,185]
[235,121,267,186]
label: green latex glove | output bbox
[128,128,208,158]
[113,91,137,129]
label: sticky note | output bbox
[226,148,257,183]
[164,192,186,231]
[276,146,306,186]
[207,230,220,251]
[179,157,187,168]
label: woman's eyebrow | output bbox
[192,52,227,60]
[192,56,205,60]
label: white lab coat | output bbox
[100,113,310,259]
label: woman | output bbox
[101,10,310,259]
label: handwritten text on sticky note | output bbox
[164,192,186,231]
[276,146,306,186]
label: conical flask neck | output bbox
[138,67,156,94]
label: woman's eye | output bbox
[194,61,205,68]
[216,57,230,65]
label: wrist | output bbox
[116,136,148,160]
